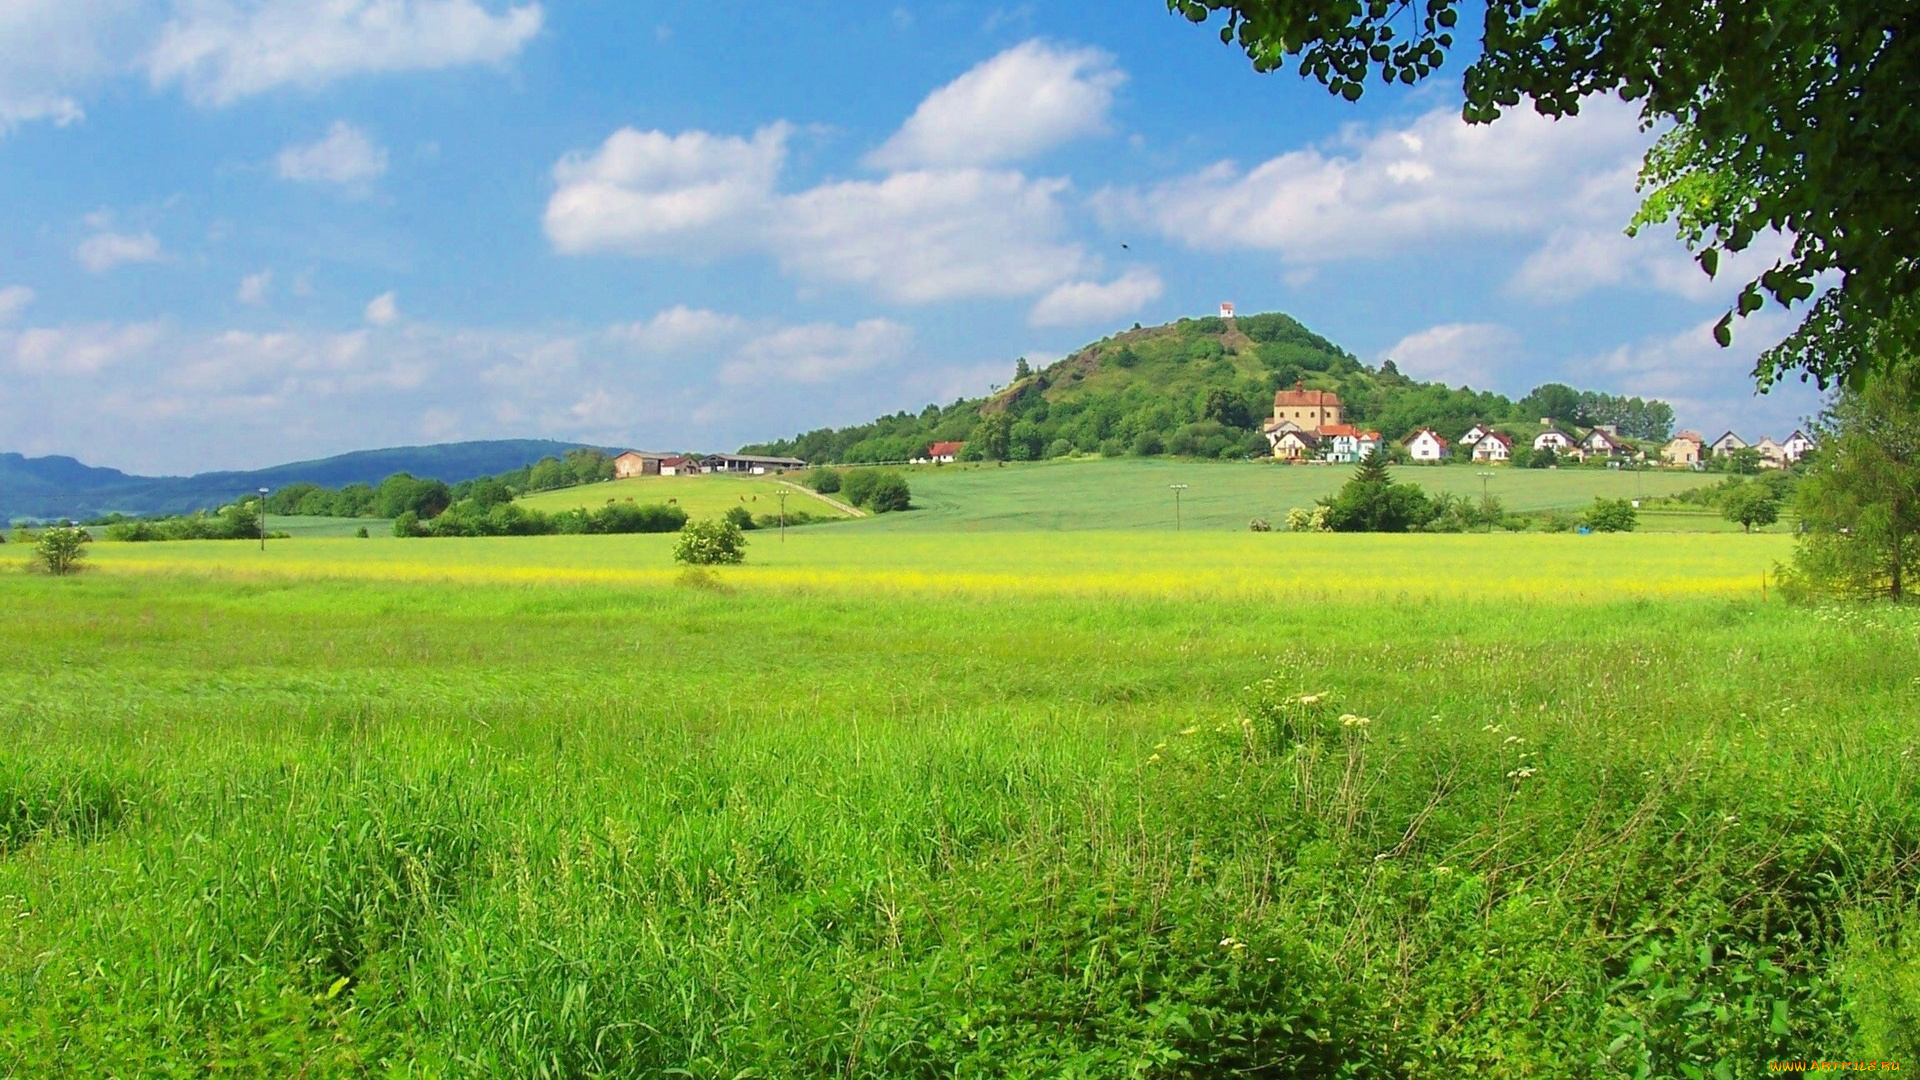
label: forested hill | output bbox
[2,439,589,521]
[741,311,1676,465]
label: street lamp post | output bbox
[258,487,270,551]
[1169,483,1188,532]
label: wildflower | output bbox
[1482,724,1502,734]
[1297,693,1325,706]
[1503,735,1524,745]
[1340,714,1371,728]
[1218,936,1246,950]
[1178,726,1200,737]
[1434,866,1453,876]
[1146,753,1161,764]
[1506,766,1538,780]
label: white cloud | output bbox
[148,0,544,106]
[0,286,36,323]
[717,319,914,386]
[1105,100,1651,263]
[774,169,1085,303]
[76,228,163,273]
[0,0,147,135]
[1582,310,1822,436]
[544,123,789,256]
[608,306,747,353]
[867,40,1124,169]
[1380,322,1523,390]
[1507,224,1795,305]
[364,291,400,326]
[1028,268,1163,327]
[237,270,272,304]
[6,321,165,376]
[546,122,1088,305]
[276,121,388,186]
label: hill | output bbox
[2,439,589,521]
[742,311,1675,463]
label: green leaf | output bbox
[1713,313,1734,347]
[1698,247,1718,278]
[1770,998,1789,1034]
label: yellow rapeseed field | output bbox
[81,530,1794,601]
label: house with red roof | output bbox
[1468,430,1514,463]
[1404,428,1450,462]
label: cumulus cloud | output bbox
[276,121,388,186]
[1103,101,1651,264]
[774,169,1084,303]
[717,319,914,386]
[364,291,400,325]
[545,126,1087,304]
[148,0,544,106]
[237,270,272,304]
[6,320,166,376]
[1507,224,1796,305]
[867,40,1124,169]
[76,228,163,273]
[608,306,747,353]
[0,0,148,134]
[1380,322,1524,390]
[1582,310,1822,436]
[1028,268,1163,327]
[0,286,35,323]
[544,124,790,257]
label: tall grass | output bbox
[0,564,1914,1075]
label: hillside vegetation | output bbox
[745,312,1675,464]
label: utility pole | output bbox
[1477,471,1494,501]
[1170,483,1188,532]
[258,487,270,551]
[778,489,789,542]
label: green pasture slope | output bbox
[2,532,1915,1075]
[865,457,1721,531]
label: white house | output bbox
[1271,428,1320,462]
[1753,436,1787,467]
[1321,424,1383,464]
[1469,431,1513,462]
[1781,430,1816,462]
[1461,423,1492,447]
[1710,431,1748,457]
[1219,302,1235,319]
[1404,428,1450,462]
[1533,428,1578,454]
[1580,428,1627,458]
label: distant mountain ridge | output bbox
[2,440,592,521]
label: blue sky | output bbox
[1,0,1822,475]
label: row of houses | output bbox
[612,451,808,478]
[1663,430,1815,468]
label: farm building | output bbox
[1468,431,1513,463]
[924,441,965,464]
[612,451,672,478]
[658,455,696,477]
[701,453,808,475]
[1663,431,1704,466]
[1404,429,1450,462]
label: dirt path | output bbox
[778,480,866,518]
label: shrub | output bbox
[354,526,369,538]
[32,526,89,575]
[863,473,912,513]
[1248,518,1272,532]
[1583,497,1639,533]
[1539,511,1577,533]
[810,469,841,494]
[674,518,747,565]
[392,511,421,538]
[1131,431,1165,456]
[724,505,757,531]
[1286,506,1331,532]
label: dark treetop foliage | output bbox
[1170,0,1920,393]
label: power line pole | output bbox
[1170,483,1188,532]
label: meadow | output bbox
[2,530,1914,1077]
[515,475,854,522]
[866,457,1721,532]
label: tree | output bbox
[1720,483,1782,533]
[970,413,1013,461]
[1170,0,1919,392]
[1518,384,1583,426]
[1202,387,1252,429]
[674,518,747,566]
[1015,357,1032,381]
[32,526,89,575]
[1582,498,1638,533]
[1321,448,1434,532]
[1526,446,1555,469]
[810,469,841,494]
[863,473,912,513]
[1790,358,1920,600]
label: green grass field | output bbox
[2,530,1914,1075]
[515,474,854,521]
[865,457,1718,532]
